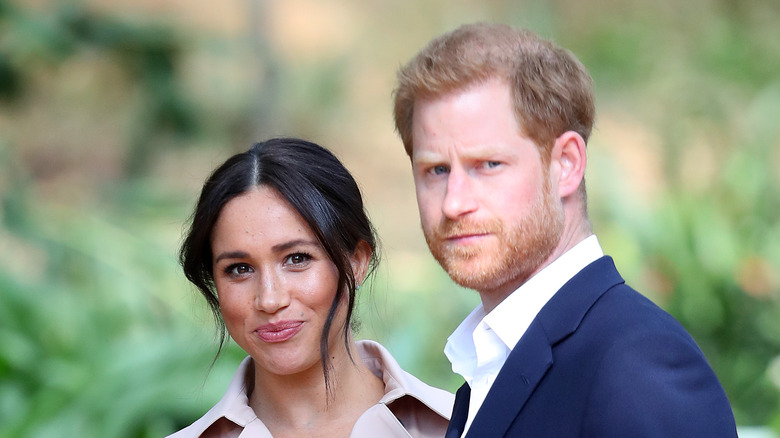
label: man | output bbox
[393,22,737,437]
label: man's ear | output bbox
[350,240,373,288]
[550,131,587,198]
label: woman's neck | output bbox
[248,338,385,438]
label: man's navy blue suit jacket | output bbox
[446,256,737,437]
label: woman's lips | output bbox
[255,321,304,343]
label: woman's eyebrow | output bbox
[214,250,248,263]
[213,239,320,263]
[271,239,319,253]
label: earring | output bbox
[356,284,361,291]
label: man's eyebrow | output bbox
[412,150,445,165]
[413,145,507,165]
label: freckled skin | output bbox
[210,186,349,378]
[411,78,564,311]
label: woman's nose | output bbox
[253,273,290,313]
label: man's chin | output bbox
[442,260,497,290]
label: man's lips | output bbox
[255,321,304,343]
[445,232,490,243]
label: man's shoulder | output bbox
[551,256,691,344]
[561,279,707,366]
[565,256,677,326]
[572,277,680,333]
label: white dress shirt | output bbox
[444,235,604,435]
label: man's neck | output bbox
[479,224,591,313]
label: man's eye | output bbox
[484,161,501,168]
[429,165,449,175]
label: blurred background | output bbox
[1,0,779,436]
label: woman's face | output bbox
[210,185,366,377]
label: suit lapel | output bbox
[465,322,553,437]
[463,257,625,437]
[445,384,471,438]
[538,256,624,340]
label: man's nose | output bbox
[441,168,478,220]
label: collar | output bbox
[444,235,603,381]
[356,340,454,418]
[169,340,452,437]
[164,355,268,437]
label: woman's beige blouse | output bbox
[166,340,454,438]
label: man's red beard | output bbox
[423,178,564,295]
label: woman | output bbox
[168,138,453,437]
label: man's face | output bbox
[411,78,564,310]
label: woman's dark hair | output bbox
[179,138,379,396]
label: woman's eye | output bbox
[226,264,253,276]
[286,253,312,266]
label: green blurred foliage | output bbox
[1,0,779,436]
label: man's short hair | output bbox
[393,22,595,162]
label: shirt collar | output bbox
[169,356,264,437]
[356,340,454,419]
[444,235,603,379]
[173,340,453,437]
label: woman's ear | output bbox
[350,240,372,288]
[550,131,587,198]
